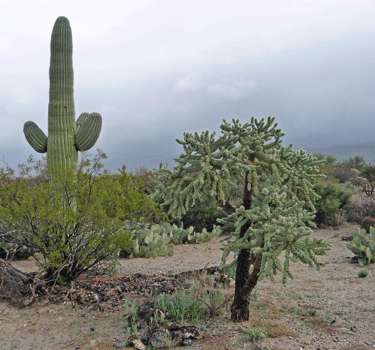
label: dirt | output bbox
[1,223,375,350]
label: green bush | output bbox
[346,196,375,225]
[131,166,161,196]
[357,269,369,278]
[340,181,361,194]
[313,180,352,225]
[243,327,267,341]
[0,154,163,284]
[360,165,375,184]
[181,200,226,233]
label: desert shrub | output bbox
[331,161,353,183]
[340,181,362,194]
[131,166,162,196]
[0,154,163,284]
[325,211,348,227]
[313,180,352,225]
[243,327,267,341]
[357,269,369,278]
[360,165,375,184]
[318,164,336,180]
[346,196,375,224]
[348,169,368,187]
[325,155,337,166]
[180,200,226,232]
[348,156,367,171]
[330,157,368,185]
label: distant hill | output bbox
[305,142,375,165]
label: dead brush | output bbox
[347,194,375,224]
[187,274,232,319]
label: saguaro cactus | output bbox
[24,16,102,173]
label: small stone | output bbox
[90,326,95,331]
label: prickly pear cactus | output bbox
[120,223,221,259]
[23,16,102,174]
[347,227,375,265]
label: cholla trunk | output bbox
[230,168,260,322]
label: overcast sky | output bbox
[1,0,374,172]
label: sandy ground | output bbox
[2,223,375,350]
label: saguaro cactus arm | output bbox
[75,112,102,152]
[23,121,48,153]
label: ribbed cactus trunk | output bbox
[23,16,102,178]
[48,16,77,172]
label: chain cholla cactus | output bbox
[153,117,330,322]
[23,16,102,174]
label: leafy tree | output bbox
[311,154,337,181]
[153,117,330,321]
[332,160,355,183]
[361,165,375,184]
[348,156,366,171]
[180,198,227,232]
[0,152,163,284]
[331,157,369,185]
[312,153,325,162]
[325,155,337,166]
[313,179,352,225]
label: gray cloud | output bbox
[1,0,375,172]
[207,81,257,100]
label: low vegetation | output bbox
[0,152,163,286]
[1,124,375,349]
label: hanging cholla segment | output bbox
[23,16,102,173]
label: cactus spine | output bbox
[23,16,102,174]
